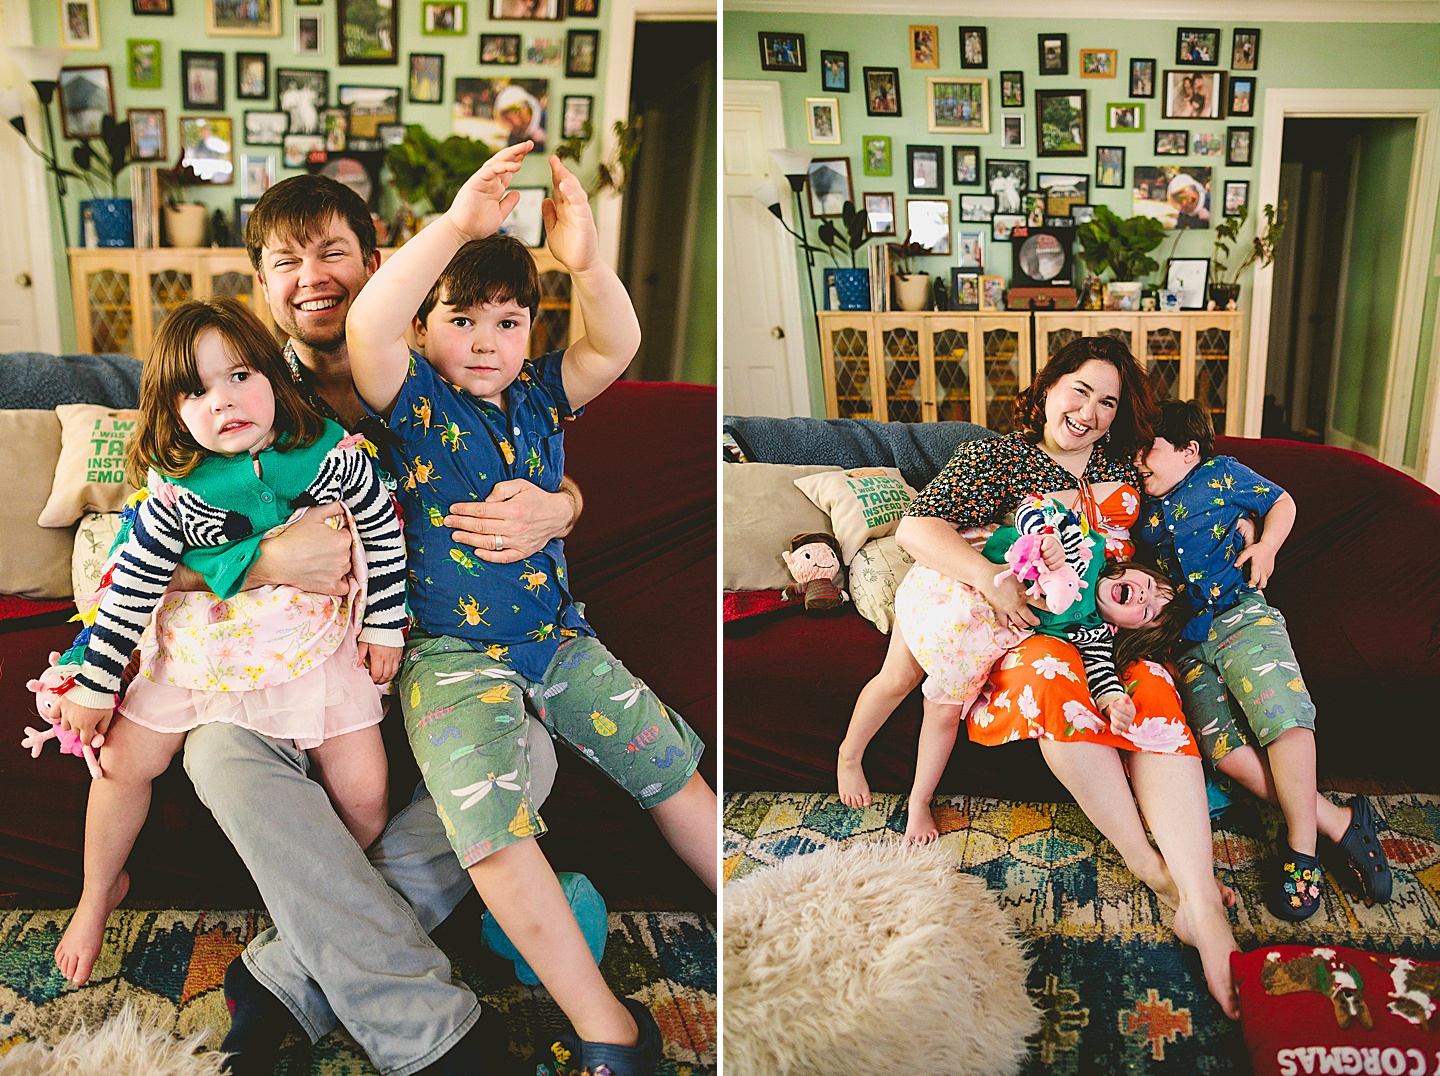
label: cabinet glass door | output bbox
[981,326,1022,433]
[1143,324,1184,401]
[149,267,195,339]
[826,320,874,419]
[879,321,922,423]
[1193,322,1232,434]
[931,324,973,422]
[84,268,135,355]
[532,270,572,358]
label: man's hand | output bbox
[1039,533,1065,572]
[1234,541,1278,589]
[57,696,112,748]
[541,155,599,274]
[447,478,578,563]
[445,141,529,243]
[247,502,351,595]
[357,641,401,685]
[1099,691,1136,735]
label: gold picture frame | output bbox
[926,76,988,135]
[205,0,281,38]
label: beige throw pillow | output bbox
[848,535,915,634]
[792,467,918,564]
[723,463,841,590]
[37,404,141,528]
[73,511,126,605]
[0,409,73,599]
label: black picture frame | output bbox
[1232,28,1260,71]
[566,30,599,78]
[338,84,400,151]
[233,197,258,243]
[131,0,173,14]
[1012,225,1075,287]
[991,214,1024,242]
[950,267,980,310]
[1095,145,1125,188]
[862,67,901,117]
[561,93,593,138]
[480,33,522,64]
[758,31,806,73]
[1034,88,1087,157]
[959,193,997,222]
[1223,179,1250,218]
[307,150,385,211]
[1129,58,1155,98]
[1154,129,1189,156]
[180,50,225,111]
[1227,125,1254,167]
[1165,257,1210,309]
[489,0,562,19]
[275,68,329,135]
[959,27,987,70]
[984,158,1029,216]
[236,52,269,101]
[1038,33,1068,76]
[408,53,444,104]
[243,109,289,145]
[1228,76,1255,118]
[1000,70,1023,108]
[338,0,400,65]
[1163,69,1225,120]
[567,0,598,16]
[1175,27,1221,66]
[906,144,944,194]
[952,144,980,186]
[820,50,849,93]
[1036,172,1088,217]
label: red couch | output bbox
[725,435,1440,798]
[0,380,716,912]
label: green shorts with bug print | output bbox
[1173,593,1317,765]
[400,630,704,868]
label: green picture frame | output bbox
[862,134,891,176]
[420,1,467,35]
[127,39,162,89]
[1105,101,1144,133]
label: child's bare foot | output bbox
[1173,895,1241,1020]
[1133,859,1236,911]
[55,870,129,986]
[904,797,939,844]
[837,750,872,808]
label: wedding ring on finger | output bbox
[494,533,503,552]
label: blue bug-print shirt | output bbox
[376,348,591,680]
[1137,455,1284,643]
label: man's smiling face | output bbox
[257,212,379,353]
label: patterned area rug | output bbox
[0,909,715,1075]
[724,791,1440,1074]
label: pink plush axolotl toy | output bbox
[993,532,1087,616]
[22,651,105,779]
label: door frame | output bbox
[724,78,811,415]
[1245,89,1440,480]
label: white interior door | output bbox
[722,80,809,417]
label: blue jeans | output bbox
[183,714,558,1076]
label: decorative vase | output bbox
[1208,283,1242,310]
[82,198,134,248]
[893,273,930,312]
[824,267,871,311]
[163,203,208,248]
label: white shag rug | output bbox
[0,1004,225,1076]
[723,840,1041,1076]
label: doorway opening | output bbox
[619,19,715,384]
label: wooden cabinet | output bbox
[817,311,1032,433]
[70,247,582,361]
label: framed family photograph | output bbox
[1001,114,1024,148]
[491,0,560,16]
[179,114,234,183]
[1080,49,1116,78]
[805,156,852,218]
[480,33,522,64]
[910,25,939,69]
[862,135,891,176]
[1163,70,1224,119]
[1165,257,1210,309]
[243,109,288,145]
[1232,28,1260,71]
[1154,129,1188,156]
[276,68,328,135]
[561,94,592,138]
[805,97,840,144]
[1223,179,1250,217]
[339,84,401,150]
[1130,58,1155,98]
[567,0,597,16]
[979,274,1005,311]
[60,0,101,48]
[1227,126,1254,166]
[957,228,984,269]
[408,53,444,103]
[1037,173,1087,217]
[132,0,173,13]
[952,144,979,186]
[1000,70,1024,108]
[1035,88,1087,156]
[1106,101,1143,132]
[454,76,548,152]
[206,0,280,37]
[1134,165,1212,229]
[339,0,398,65]
[283,133,324,168]
[1193,132,1224,157]
[927,76,988,134]
[863,67,901,116]
[240,152,274,196]
[421,2,467,35]
[985,158,1028,215]
[950,268,980,310]
[526,37,563,65]
[127,107,166,159]
[960,27,987,69]
[180,51,224,111]
[127,39,161,89]
[907,197,950,254]
[1176,27,1220,65]
[863,191,895,236]
[1228,76,1255,117]
[906,144,944,194]
[991,214,1023,241]
[960,193,996,222]
[566,30,599,78]
[295,13,324,56]
[820,50,849,93]
[758,31,805,73]
[322,107,348,151]
[497,187,546,246]
[236,52,269,99]
[1095,145,1125,188]
[1038,33,1067,76]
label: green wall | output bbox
[724,12,1440,423]
[26,0,614,352]
[1330,119,1413,448]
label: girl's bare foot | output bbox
[904,797,939,844]
[837,750,872,808]
[55,870,129,986]
[1132,859,1236,911]
[1173,895,1241,1020]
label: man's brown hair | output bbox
[1015,335,1159,461]
[1155,398,1216,460]
[244,173,377,270]
[416,235,541,326]
[1105,561,1193,667]
[127,297,327,486]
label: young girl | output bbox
[838,492,1192,843]
[51,297,406,986]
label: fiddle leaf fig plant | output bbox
[1075,204,1166,282]
[384,125,491,214]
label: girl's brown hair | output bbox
[1103,560,1192,668]
[126,297,326,487]
[1015,335,1159,460]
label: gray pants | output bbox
[183,715,559,1076]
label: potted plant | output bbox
[73,115,134,248]
[1075,205,1165,311]
[384,124,491,220]
[817,200,873,311]
[1209,201,1287,310]
[161,160,209,247]
[889,232,933,312]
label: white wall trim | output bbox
[595,0,714,269]
[1245,88,1440,472]
[1421,278,1440,488]
[724,0,1440,20]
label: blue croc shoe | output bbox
[1269,846,1324,921]
[1334,794,1393,905]
[527,999,663,1076]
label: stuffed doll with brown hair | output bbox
[780,532,848,614]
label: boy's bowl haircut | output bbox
[418,235,541,325]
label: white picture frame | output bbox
[805,97,841,145]
[1165,257,1210,310]
[498,186,546,247]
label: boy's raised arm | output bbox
[545,156,642,409]
[346,142,531,414]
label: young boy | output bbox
[346,142,717,1075]
[1135,400,1392,920]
